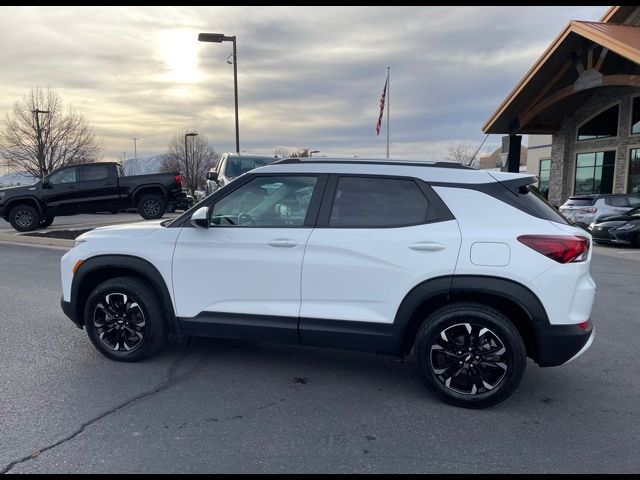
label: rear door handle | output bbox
[268,239,298,248]
[409,241,445,251]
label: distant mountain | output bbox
[0,171,37,187]
[0,155,165,186]
[122,155,165,176]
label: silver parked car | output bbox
[559,194,640,228]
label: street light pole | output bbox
[131,138,138,160]
[198,33,240,154]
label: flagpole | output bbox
[386,66,390,159]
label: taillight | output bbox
[517,235,589,263]
[579,207,597,213]
[175,174,182,188]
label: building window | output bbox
[574,151,615,195]
[538,158,551,199]
[632,97,640,135]
[629,148,640,194]
[577,105,619,141]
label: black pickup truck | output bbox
[0,162,186,232]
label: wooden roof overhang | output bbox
[483,20,640,135]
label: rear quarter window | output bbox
[519,187,569,224]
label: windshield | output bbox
[224,156,274,179]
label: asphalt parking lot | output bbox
[0,242,639,473]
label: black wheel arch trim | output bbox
[70,255,179,334]
[4,196,44,216]
[132,185,168,203]
[393,274,550,355]
[448,275,550,325]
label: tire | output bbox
[9,204,41,232]
[166,203,176,213]
[39,216,54,228]
[84,276,168,362]
[137,194,166,220]
[414,302,526,409]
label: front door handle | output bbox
[409,241,445,251]
[268,239,298,248]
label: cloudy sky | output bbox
[0,6,606,161]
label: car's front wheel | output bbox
[415,303,526,409]
[9,204,41,232]
[84,277,168,362]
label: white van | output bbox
[205,153,276,195]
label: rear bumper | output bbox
[61,297,83,329]
[534,322,594,367]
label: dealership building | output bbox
[483,6,640,206]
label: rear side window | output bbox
[605,196,630,207]
[329,177,428,227]
[82,165,110,181]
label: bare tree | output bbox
[0,87,101,178]
[161,132,216,196]
[446,141,482,168]
[274,147,310,158]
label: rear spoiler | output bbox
[487,172,538,195]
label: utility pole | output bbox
[131,138,138,160]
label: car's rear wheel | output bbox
[415,303,526,409]
[138,194,166,220]
[9,204,41,232]
[84,277,168,362]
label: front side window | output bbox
[577,105,619,141]
[210,176,317,227]
[574,151,615,195]
[628,148,640,194]
[82,165,110,181]
[224,156,274,179]
[48,167,77,185]
[329,177,429,227]
[632,97,639,135]
[538,158,551,199]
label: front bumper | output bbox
[61,297,83,329]
[534,322,594,367]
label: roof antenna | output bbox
[468,134,490,168]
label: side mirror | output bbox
[42,178,51,189]
[206,171,219,181]
[190,206,210,229]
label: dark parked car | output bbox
[167,194,194,213]
[0,162,186,232]
[589,205,640,247]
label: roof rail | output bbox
[272,157,472,170]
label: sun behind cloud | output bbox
[156,29,203,84]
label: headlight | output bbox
[73,239,87,247]
[0,192,5,200]
[617,224,637,231]
[588,222,595,230]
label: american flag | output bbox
[375,76,388,136]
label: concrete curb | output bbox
[0,233,74,248]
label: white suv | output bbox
[61,158,596,408]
